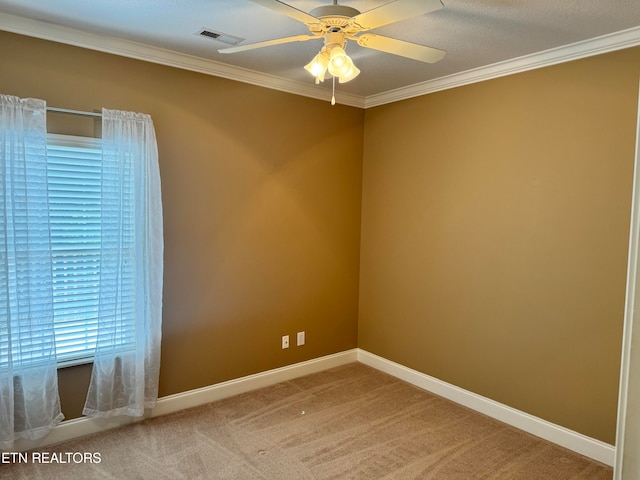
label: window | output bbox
[48,134,135,367]
[1,97,162,435]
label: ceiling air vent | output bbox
[198,28,244,46]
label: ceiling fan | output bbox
[219,0,445,87]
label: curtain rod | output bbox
[47,107,102,118]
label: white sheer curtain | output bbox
[83,108,163,418]
[0,95,64,448]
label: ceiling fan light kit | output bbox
[220,0,446,103]
[304,29,360,85]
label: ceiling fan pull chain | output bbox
[331,76,336,106]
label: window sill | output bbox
[57,356,94,369]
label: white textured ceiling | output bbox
[1,0,639,106]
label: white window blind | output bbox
[0,133,53,369]
[47,134,136,367]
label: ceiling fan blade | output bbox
[219,34,318,54]
[356,34,445,63]
[350,0,443,31]
[250,0,320,26]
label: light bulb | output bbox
[328,47,353,77]
[304,52,328,83]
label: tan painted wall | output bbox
[2,30,638,445]
[0,31,364,419]
[359,47,640,444]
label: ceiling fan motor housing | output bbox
[310,5,361,29]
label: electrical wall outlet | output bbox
[297,331,305,346]
[282,335,290,349]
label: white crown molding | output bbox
[1,13,639,110]
[0,12,366,108]
[365,25,640,108]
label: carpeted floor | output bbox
[1,362,613,479]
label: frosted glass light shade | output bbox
[339,64,360,83]
[328,47,352,77]
[304,52,329,83]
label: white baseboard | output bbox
[152,349,358,417]
[13,347,615,468]
[357,349,616,467]
[13,349,358,452]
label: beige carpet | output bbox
[2,363,612,479]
